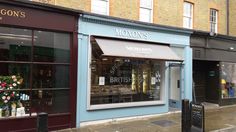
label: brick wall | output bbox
[154,0,227,35]
[32,0,91,11]
[55,0,91,11]
[110,0,139,20]
[31,0,231,36]
[154,0,182,28]
[229,0,236,36]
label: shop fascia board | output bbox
[80,13,193,36]
[192,30,236,42]
[191,35,236,51]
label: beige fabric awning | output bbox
[94,37,183,61]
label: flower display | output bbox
[0,75,23,107]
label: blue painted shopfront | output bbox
[77,14,192,127]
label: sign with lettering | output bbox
[99,77,105,85]
[125,46,152,55]
[109,77,131,84]
[0,4,75,32]
[191,103,205,132]
[115,28,149,40]
[0,8,26,20]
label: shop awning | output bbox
[94,37,183,61]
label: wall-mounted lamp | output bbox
[209,32,217,37]
[229,47,234,50]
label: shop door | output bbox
[168,63,183,109]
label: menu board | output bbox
[191,103,204,131]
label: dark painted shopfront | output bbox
[191,31,236,106]
[0,1,78,131]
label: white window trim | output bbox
[183,2,193,29]
[91,0,109,15]
[139,0,153,23]
[87,36,166,110]
[210,9,218,33]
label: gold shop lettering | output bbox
[115,28,148,40]
[0,8,26,19]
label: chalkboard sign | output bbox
[190,103,205,132]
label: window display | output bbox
[90,41,164,106]
[221,62,236,99]
[0,27,70,118]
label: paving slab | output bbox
[55,105,236,132]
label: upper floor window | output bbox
[139,0,153,23]
[210,9,218,33]
[91,0,109,15]
[183,2,193,29]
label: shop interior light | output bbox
[102,57,108,61]
[0,33,37,41]
[115,58,121,62]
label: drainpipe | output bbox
[226,0,229,35]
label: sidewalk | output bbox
[56,105,236,132]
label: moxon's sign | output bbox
[0,8,26,19]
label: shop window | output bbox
[210,9,218,33]
[183,2,193,29]
[0,27,32,61]
[89,40,164,108]
[91,0,109,15]
[221,62,236,99]
[0,27,70,118]
[139,0,153,23]
[33,31,70,63]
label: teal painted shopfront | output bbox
[77,14,193,127]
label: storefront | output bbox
[191,31,236,106]
[77,14,193,126]
[0,1,77,131]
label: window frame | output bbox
[210,8,218,33]
[0,26,72,117]
[183,1,193,29]
[139,0,153,23]
[91,0,109,15]
[87,36,166,110]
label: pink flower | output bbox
[1,82,6,87]
[7,96,10,100]
[4,100,8,103]
[2,96,6,100]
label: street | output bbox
[57,105,236,132]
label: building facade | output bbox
[229,0,236,36]
[0,0,78,131]
[191,31,236,106]
[32,0,236,37]
[77,13,192,127]
[3,0,230,130]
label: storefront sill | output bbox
[87,101,165,111]
[221,97,236,99]
[0,112,70,120]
